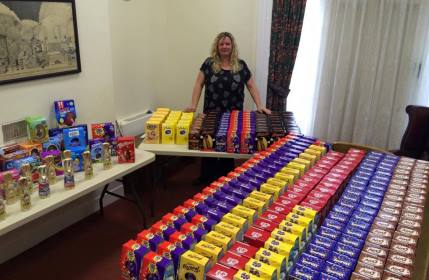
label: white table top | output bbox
[0,149,155,236]
[138,143,253,159]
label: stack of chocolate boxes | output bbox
[189,113,205,150]
[120,134,353,279]
[281,112,301,135]
[201,111,222,150]
[120,133,429,279]
[291,152,429,280]
[188,110,300,153]
[0,100,135,217]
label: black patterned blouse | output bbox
[200,57,251,113]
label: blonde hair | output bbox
[210,32,241,74]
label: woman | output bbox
[186,32,271,184]
[186,32,271,114]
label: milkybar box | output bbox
[304,148,322,160]
[232,205,258,224]
[310,144,327,155]
[178,251,211,280]
[260,183,282,199]
[292,158,311,172]
[280,167,300,182]
[300,152,317,166]
[275,172,295,186]
[233,270,263,280]
[250,190,274,206]
[205,231,233,251]
[222,213,249,232]
[245,258,277,280]
[243,197,266,216]
[287,162,306,176]
[255,248,287,279]
[266,178,287,191]
[215,221,243,242]
[194,240,224,263]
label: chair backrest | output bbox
[399,105,429,160]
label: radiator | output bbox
[116,110,152,137]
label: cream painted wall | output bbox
[0,0,116,145]
[109,0,258,119]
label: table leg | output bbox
[129,183,147,228]
[99,183,110,216]
[149,165,156,217]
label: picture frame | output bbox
[0,0,81,85]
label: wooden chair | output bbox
[331,142,390,154]
[333,105,429,160]
[394,105,429,160]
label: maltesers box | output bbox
[117,136,135,163]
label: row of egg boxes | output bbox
[119,134,318,279]
[340,156,426,279]
[176,135,325,279]
[290,151,400,279]
[190,136,333,279]
[213,147,366,279]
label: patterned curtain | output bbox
[266,0,307,111]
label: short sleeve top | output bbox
[200,57,251,113]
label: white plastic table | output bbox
[138,143,253,159]
[0,149,155,237]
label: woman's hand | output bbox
[257,106,272,114]
[184,106,196,112]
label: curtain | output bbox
[311,0,429,149]
[266,0,307,111]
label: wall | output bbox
[0,0,118,262]
[0,0,262,262]
[0,0,116,144]
[109,0,259,119]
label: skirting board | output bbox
[0,181,124,264]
